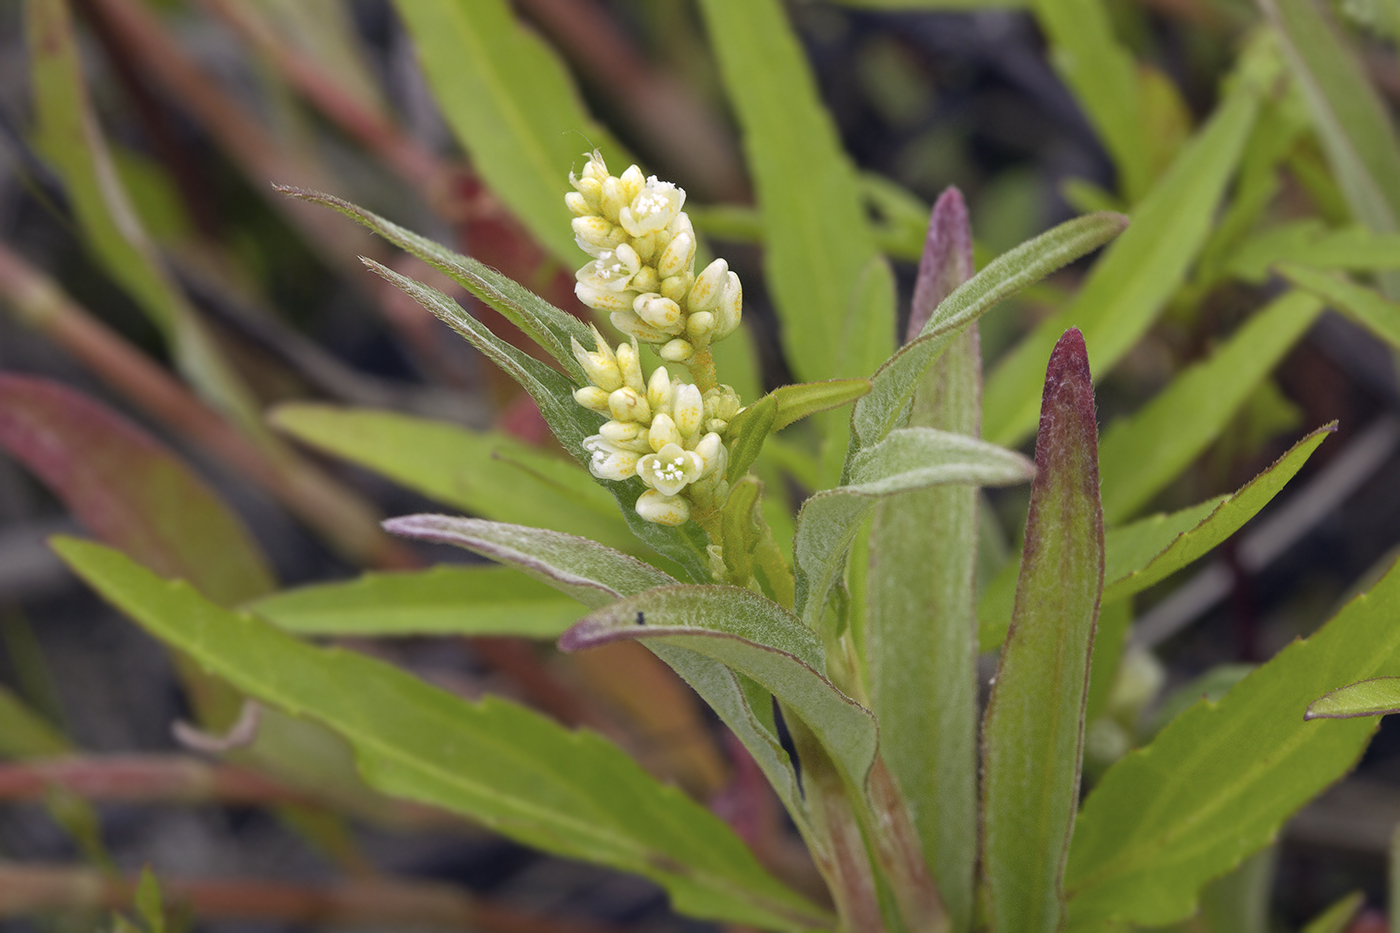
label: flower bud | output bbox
[689,258,728,310]
[659,338,694,362]
[647,366,673,411]
[581,154,609,183]
[694,432,727,478]
[631,233,659,263]
[620,164,646,201]
[620,177,685,237]
[615,340,647,394]
[657,232,695,279]
[575,282,633,314]
[570,331,623,391]
[716,271,743,337]
[636,489,690,526]
[636,295,683,330]
[608,386,651,423]
[648,413,682,451]
[573,386,610,412]
[564,191,591,217]
[630,266,660,294]
[583,436,640,482]
[601,176,629,222]
[609,311,672,343]
[673,384,704,437]
[686,311,715,340]
[660,273,693,304]
[572,216,625,253]
[614,243,642,275]
[600,420,643,444]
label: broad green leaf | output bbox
[381,514,808,827]
[1301,892,1365,933]
[358,260,712,580]
[0,684,70,757]
[697,0,891,385]
[770,379,873,432]
[983,66,1263,446]
[561,585,880,800]
[54,538,829,931]
[1097,291,1324,523]
[1033,0,1149,201]
[1226,221,1400,283]
[248,566,581,638]
[868,186,979,933]
[1260,0,1400,243]
[1305,677,1400,719]
[1279,263,1400,349]
[281,187,593,373]
[27,0,264,438]
[852,212,1128,456]
[797,429,1036,632]
[982,328,1104,933]
[979,425,1333,650]
[270,404,634,553]
[1063,557,1400,929]
[390,0,626,266]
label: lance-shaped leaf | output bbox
[382,515,810,830]
[1278,264,1400,349]
[390,0,627,267]
[54,538,829,931]
[797,428,1034,632]
[983,60,1263,446]
[725,395,779,485]
[1097,291,1323,523]
[248,566,582,638]
[0,684,70,758]
[280,187,592,373]
[270,404,633,553]
[850,212,1127,458]
[1305,678,1400,720]
[1301,892,1366,933]
[561,586,880,798]
[982,328,1104,933]
[979,425,1333,650]
[1226,222,1400,283]
[770,379,872,432]
[363,261,712,581]
[1064,554,1400,929]
[869,186,980,933]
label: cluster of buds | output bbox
[567,153,742,365]
[572,328,737,526]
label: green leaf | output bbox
[1279,264,1400,349]
[280,187,594,373]
[770,379,873,432]
[868,186,980,933]
[697,0,891,384]
[983,65,1263,446]
[0,684,70,758]
[1226,221,1400,283]
[826,0,1027,7]
[561,585,880,800]
[134,868,165,933]
[797,429,1036,632]
[54,538,829,931]
[1305,677,1400,719]
[1097,291,1324,523]
[981,328,1104,933]
[1063,558,1400,929]
[724,395,779,485]
[248,566,582,638]
[389,0,626,266]
[1033,0,1149,201]
[1301,891,1366,933]
[852,212,1128,455]
[270,404,633,553]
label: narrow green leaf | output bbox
[54,538,828,931]
[0,684,70,758]
[697,0,891,384]
[852,212,1128,455]
[797,429,1036,632]
[1226,221,1400,283]
[770,379,872,432]
[982,328,1105,933]
[270,404,633,553]
[1033,0,1149,201]
[826,0,1027,7]
[1302,892,1366,933]
[134,868,166,933]
[1305,677,1400,720]
[725,395,779,484]
[1064,557,1400,928]
[248,566,581,638]
[1097,291,1324,523]
[562,585,880,798]
[868,187,980,933]
[983,69,1262,446]
[390,0,626,266]
[281,187,593,373]
[1279,264,1400,349]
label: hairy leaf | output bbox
[1305,677,1400,720]
[770,379,872,432]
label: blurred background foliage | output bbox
[2,0,1400,929]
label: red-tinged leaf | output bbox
[906,187,976,342]
[0,374,274,605]
[981,328,1105,933]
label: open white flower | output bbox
[637,442,704,496]
[619,177,685,237]
[636,488,691,526]
[583,435,641,482]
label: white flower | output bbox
[583,435,640,482]
[659,338,694,363]
[693,432,728,478]
[672,384,704,437]
[576,246,640,293]
[715,271,743,337]
[608,387,651,423]
[636,489,691,526]
[571,216,626,255]
[688,258,728,310]
[656,231,695,279]
[637,442,704,496]
[575,282,636,314]
[619,177,685,237]
[571,329,622,391]
[633,293,683,331]
[647,366,673,412]
[648,413,682,451]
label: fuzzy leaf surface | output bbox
[1063,558,1400,928]
[54,538,829,931]
[981,328,1104,933]
[1305,678,1400,720]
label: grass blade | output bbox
[1279,263,1400,349]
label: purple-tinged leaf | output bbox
[906,187,975,342]
[982,328,1104,933]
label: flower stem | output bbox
[686,345,718,393]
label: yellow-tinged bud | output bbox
[572,216,626,253]
[574,386,611,412]
[673,384,704,437]
[657,232,695,278]
[615,243,642,274]
[716,271,743,337]
[648,413,682,451]
[630,266,660,294]
[660,273,693,304]
[632,233,659,263]
[615,340,646,394]
[636,294,683,330]
[689,258,729,310]
[601,176,629,222]
[575,282,634,313]
[571,332,623,391]
[636,489,690,526]
[608,386,651,423]
[686,311,715,340]
[660,338,694,362]
[600,420,643,444]
[620,164,646,200]
[565,191,591,217]
[571,174,602,208]
[581,153,609,183]
[609,310,673,343]
[647,366,673,411]
[694,432,727,478]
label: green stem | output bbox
[685,345,718,393]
